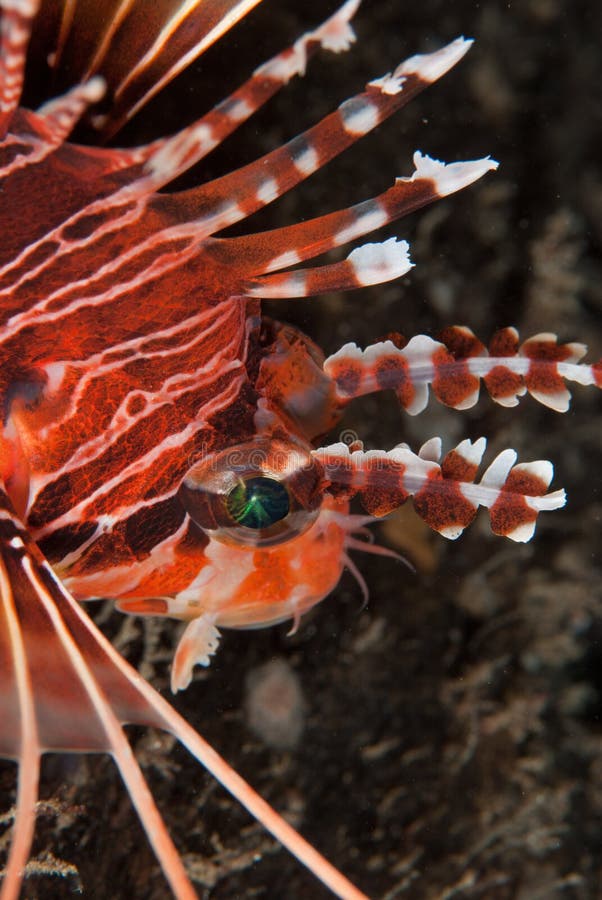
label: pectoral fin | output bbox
[0,485,195,900]
[0,485,365,900]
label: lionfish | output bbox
[0,0,599,897]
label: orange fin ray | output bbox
[35,76,106,143]
[212,152,497,283]
[0,0,40,139]
[245,236,414,298]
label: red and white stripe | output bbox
[324,326,602,414]
[313,437,566,542]
[229,152,497,294]
[0,0,39,136]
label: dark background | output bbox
[2,1,601,897]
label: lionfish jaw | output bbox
[161,496,354,692]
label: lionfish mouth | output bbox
[0,1,599,898]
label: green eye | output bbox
[225,476,290,530]
[181,437,322,547]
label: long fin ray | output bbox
[42,1,265,136]
[0,0,40,139]
[154,38,476,236]
[0,519,40,900]
[205,154,497,285]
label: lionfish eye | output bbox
[225,477,290,530]
[179,438,323,547]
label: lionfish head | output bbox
[4,1,597,696]
[4,1,391,692]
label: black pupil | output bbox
[225,477,290,530]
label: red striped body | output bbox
[0,111,249,592]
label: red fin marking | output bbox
[483,364,525,407]
[489,326,520,356]
[437,324,487,358]
[489,492,539,541]
[413,469,478,538]
[441,448,481,483]
[431,345,480,409]
[524,359,570,411]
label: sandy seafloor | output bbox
[1,1,601,898]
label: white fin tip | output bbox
[399,36,474,83]
[314,0,360,54]
[347,238,413,286]
[399,151,499,196]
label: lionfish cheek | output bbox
[199,530,348,630]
